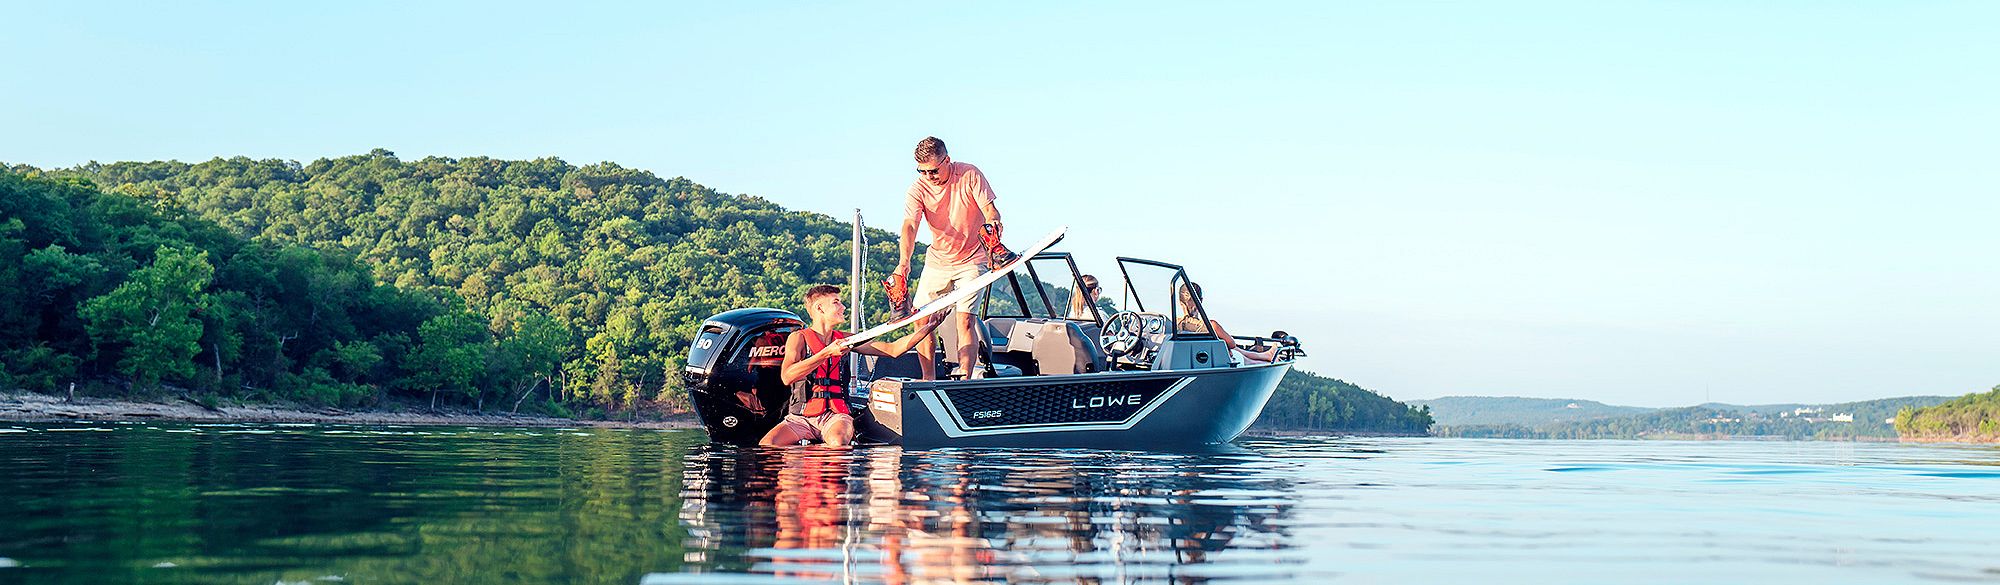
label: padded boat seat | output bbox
[982,317,1108,375]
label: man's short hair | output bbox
[914,136,948,163]
[804,284,842,303]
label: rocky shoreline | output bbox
[0,391,697,429]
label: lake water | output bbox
[2,422,1997,584]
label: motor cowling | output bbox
[683,308,803,446]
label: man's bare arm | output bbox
[896,215,920,277]
[977,197,1002,228]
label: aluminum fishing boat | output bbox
[682,234,1304,449]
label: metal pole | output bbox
[850,210,866,385]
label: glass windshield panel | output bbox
[1025,255,1101,323]
[979,271,1032,318]
[1116,259,1212,337]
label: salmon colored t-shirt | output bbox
[903,161,998,268]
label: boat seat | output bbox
[985,317,1108,375]
[936,317,1106,376]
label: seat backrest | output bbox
[1024,319,1106,374]
[990,317,1107,375]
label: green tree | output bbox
[402,300,489,409]
[78,246,214,388]
[489,304,570,412]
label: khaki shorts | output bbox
[779,411,853,442]
[912,259,992,315]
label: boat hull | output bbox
[859,361,1289,449]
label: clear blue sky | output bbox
[6,1,1995,406]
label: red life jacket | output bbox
[790,329,852,417]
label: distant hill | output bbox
[1427,395,1954,440]
[1409,396,1652,427]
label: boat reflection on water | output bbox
[670,444,1306,583]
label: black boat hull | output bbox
[859,361,1289,449]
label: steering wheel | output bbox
[1101,312,1142,358]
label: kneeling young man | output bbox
[761,284,942,447]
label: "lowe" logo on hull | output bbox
[1072,394,1145,409]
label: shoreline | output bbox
[0,391,698,430]
[1244,428,1431,438]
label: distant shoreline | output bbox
[0,391,697,430]
[1244,429,1430,439]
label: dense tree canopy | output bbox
[1896,385,2000,442]
[5,153,907,413]
[1253,370,1433,434]
[3,167,455,407]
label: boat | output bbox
[680,224,1303,449]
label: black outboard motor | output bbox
[682,308,803,446]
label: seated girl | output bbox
[1176,282,1280,364]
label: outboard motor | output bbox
[682,308,803,446]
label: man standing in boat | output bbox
[890,136,1010,380]
[761,285,941,447]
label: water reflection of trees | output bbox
[677,445,1301,583]
[1,425,708,584]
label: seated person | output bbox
[1176,282,1280,364]
[1067,274,1117,321]
[760,284,943,447]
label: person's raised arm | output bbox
[896,186,924,279]
[856,315,947,358]
[896,214,919,279]
[780,331,848,385]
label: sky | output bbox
[5,1,1995,407]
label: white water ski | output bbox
[840,226,1068,349]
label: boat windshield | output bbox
[978,253,1105,326]
[1115,258,1214,339]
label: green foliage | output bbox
[20,152,907,413]
[2,166,438,405]
[1253,370,1433,434]
[78,246,214,387]
[1,343,82,392]
[4,153,908,413]
[402,300,490,404]
[1896,385,2000,441]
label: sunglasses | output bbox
[916,167,944,177]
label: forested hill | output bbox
[1253,370,1432,434]
[3,151,906,414]
[1896,385,2000,442]
[3,152,1434,428]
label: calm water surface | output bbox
[2,422,1997,584]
